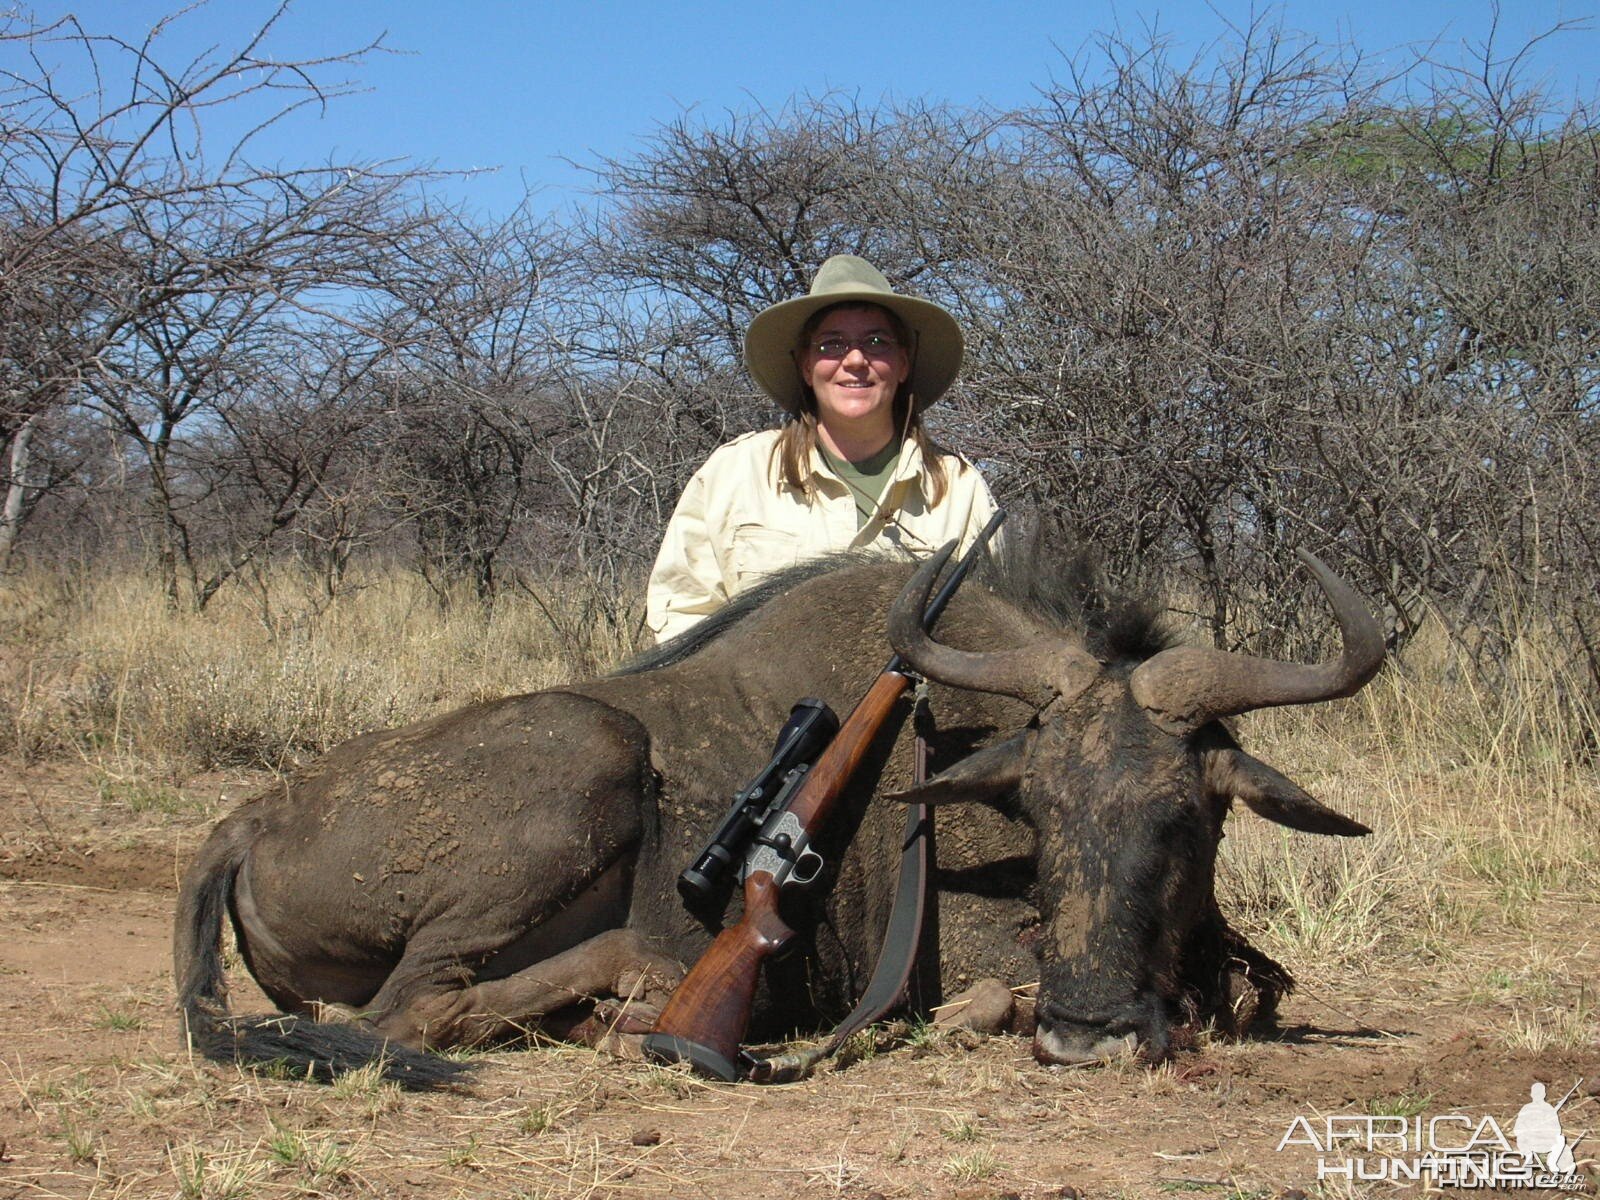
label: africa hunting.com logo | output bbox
[1277,1077,1591,1191]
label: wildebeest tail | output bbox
[172,814,470,1090]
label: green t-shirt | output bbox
[820,438,902,529]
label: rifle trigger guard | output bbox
[790,846,824,885]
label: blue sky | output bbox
[18,0,1599,219]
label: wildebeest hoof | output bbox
[615,957,684,1010]
[935,978,1017,1034]
[567,1000,662,1060]
[1006,993,1038,1036]
[309,1000,363,1026]
[585,999,661,1038]
[1220,967,1262,1035]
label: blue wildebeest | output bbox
[174,542,1381,1085]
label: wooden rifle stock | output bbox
[643,672,910,1080]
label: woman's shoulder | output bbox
[697,428,783,474]
[916,437,996,510]
[920,436,977,467]
[713,428,783,455]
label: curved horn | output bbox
[1129,550,1385,735]
[888,546,1099,708]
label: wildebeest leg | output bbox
[370,928,683,1050]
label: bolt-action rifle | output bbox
[643,509,1006,1080]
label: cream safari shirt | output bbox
[645,429,998,642]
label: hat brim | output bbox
[744,291,964,415]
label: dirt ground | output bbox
[1,761,1595,1200]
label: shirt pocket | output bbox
[729,524,802,590]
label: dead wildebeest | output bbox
[174,540,1382,1086]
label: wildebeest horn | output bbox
[889,544,1100,708]
[1129,550,1384,735]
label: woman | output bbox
[645,255,998,642]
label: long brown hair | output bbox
[772,302,965,505]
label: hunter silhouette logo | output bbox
[1277,1075,1590,1190]
[1517,1080,1581,1175]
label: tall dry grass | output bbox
[1217,608,1598,1049]
[0,567,645,773]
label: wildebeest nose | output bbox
[1032,1001,1138,1066]
[1033,993,1174,1067]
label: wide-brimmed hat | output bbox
[744,255,964,414]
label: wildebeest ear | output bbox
[888,731,1036,808]
[1208,748,1371,837]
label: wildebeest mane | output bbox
[617,534,1173,677]
[983,530,1175,665]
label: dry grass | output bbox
[1216,608,1600,1062]
[0,567,645,773]
[4,562,1595,955]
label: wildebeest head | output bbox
[889,548,1383,1066]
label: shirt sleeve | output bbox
[645,466,728,642]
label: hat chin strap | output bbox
[861,385,923,531]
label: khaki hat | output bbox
[744,255,964,414]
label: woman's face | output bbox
[798,305,909,439]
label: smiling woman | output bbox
[645,255,999,643]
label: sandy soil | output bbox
[1,761,1595,1199]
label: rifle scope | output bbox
[677,697,839,906]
